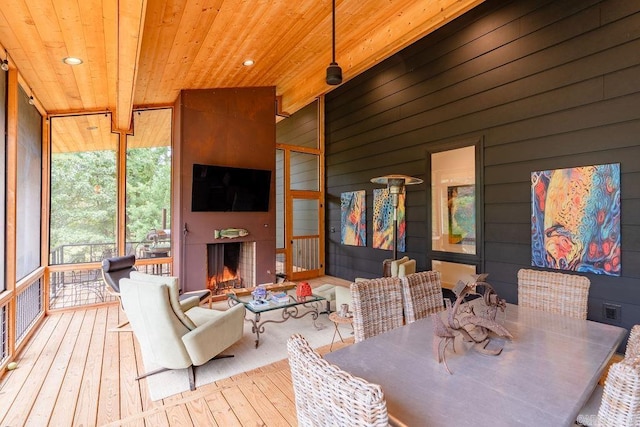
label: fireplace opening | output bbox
[207,241,256,294]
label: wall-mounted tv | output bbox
[191,163,272,212]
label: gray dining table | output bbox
[324,303,626,426]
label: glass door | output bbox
[275,147,323,281]
[290,196,322,279]
[275,100,324,281]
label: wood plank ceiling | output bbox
[0,0,484,150]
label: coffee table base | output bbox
[247,302,324,348]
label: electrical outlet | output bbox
[603,302,622,323]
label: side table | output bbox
[329,312,353,351]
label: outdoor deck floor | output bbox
[0,287,353,426]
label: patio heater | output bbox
[370,174,423,260]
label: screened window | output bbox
[290,152,319,191]
[276,149,285,249]
[49,114,118,264]
[16,86,42,279]
[125,109,172,259]
[0,72,5,291]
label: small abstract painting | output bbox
[531,163,620,276]
[373,188,406,252]
[341,191,366,246]
[447,185,475,244]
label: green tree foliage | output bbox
[50,146,171,262]
[126,146,172,243]
[49,150,117,251]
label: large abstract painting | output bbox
[373,188,406,252]
[447,185,475,244]
[531,163,620,276]
[341,190,366,246]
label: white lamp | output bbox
[370,174,423,260]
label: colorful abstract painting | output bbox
[341,190,366,246]
[447,185,475,244]
[531,163,620,276]
[373,188,406,252]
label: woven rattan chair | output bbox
[517,268,590,319]
[576,356,640,426]
[287,334,389,426]
[626,325,640,358]
[350,277,403,343]
[401,271,445,323]
[577,325,639,425]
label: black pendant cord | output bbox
[331,0,336,63]
[326,0,343,85]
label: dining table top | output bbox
[324,303,627,427]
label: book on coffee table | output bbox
[248,299,269,308]
[270,292,290,304]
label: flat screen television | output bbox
[191,163,272,212]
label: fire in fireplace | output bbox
[207,241,256,294]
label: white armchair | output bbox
[383,256,416,277]
[119,272,245,390]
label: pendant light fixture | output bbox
[326,0,342,85]
[1,50,8,71]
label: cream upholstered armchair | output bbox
[382,256,416,278]
[101,255,212,315]
[119,272,245,391]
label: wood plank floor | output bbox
[0,277,354,426]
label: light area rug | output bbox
[143,302,339,401]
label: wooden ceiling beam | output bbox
[115,0,147,132]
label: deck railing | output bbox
[292,235,320,272]
[16,279,42,346]
[1,303,7,365]
[47,242,172,310]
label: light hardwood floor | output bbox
[0,277,354,426]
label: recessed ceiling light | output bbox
[243,59,254,67]
[63,57,83,65]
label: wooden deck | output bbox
[0,277,354,426]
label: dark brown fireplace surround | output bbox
[172,87,277,293]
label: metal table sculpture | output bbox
[432,274,512,374]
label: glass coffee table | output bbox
[227,293,326,348]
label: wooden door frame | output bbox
[276,97,325,281]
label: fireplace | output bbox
[207,241,256,294]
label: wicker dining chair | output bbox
[401,271,445,323]
[517,268,590,319]
[577,325,640,425]
[287,334,389,426]
[576,356,640,426]
[626,325,640,358]
[350,277,403,343]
